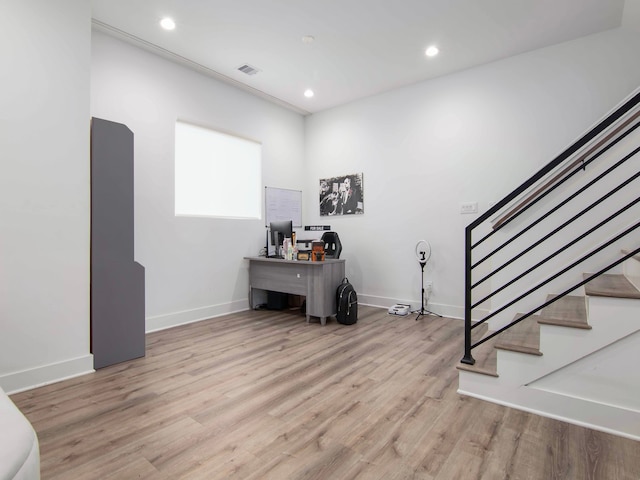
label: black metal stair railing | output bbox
[462,90,640,366]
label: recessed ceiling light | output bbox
[304,89,314,98]
[160,17,176,30]
[302,35,315,44]
[425,45,439,57]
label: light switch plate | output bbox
[460,202,478,214]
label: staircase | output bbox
[458,88,640,441]
[458,251,640,440]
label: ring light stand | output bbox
[414,240,442,321]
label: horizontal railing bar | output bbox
[471,195,640,308]
[472,120,640,252]
[470,219,640,329]
[491,119,640,236]
[471,161,586,267]
[491,110,640,231]
[471,156,640,290]
[467,91,640,235]
[471,144,639,270]
[471,117,640,248]
[470,245,640,351]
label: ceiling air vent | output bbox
[237,64,260,75]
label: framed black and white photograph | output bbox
[319,173,364,216]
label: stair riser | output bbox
[623,253,640,291]
[492,299,639,386]
[486,248,631,332]
[588,295,639,325]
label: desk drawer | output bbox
[250,262,308,295]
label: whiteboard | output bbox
[265,187,302,227]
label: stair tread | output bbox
[538,294,591,329]
[460,270,639,384]
[456,328,498,377]
[494,314,541,355]
[583,273,640,299]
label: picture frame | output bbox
[319,173,364,216]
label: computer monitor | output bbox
[269,219,293,257]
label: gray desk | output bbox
[245,257,346,325]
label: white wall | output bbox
[623,0,640,31]
[304,26,640,318]
[0,0,93,392]
[90,31,306,331]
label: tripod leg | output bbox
[414,261,439,319]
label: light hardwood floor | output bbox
[11,306,640,479]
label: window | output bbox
[175,120,262,219]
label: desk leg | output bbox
[306,314,310,323]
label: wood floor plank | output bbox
[10,305,640,480]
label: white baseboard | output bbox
[146,299,250,333]
[357,293,474,320]
[1,355,95,395]
[458,376,640,441]
[146,295,466,332]
[2,300,251,393]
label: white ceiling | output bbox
[91,0,626,115]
